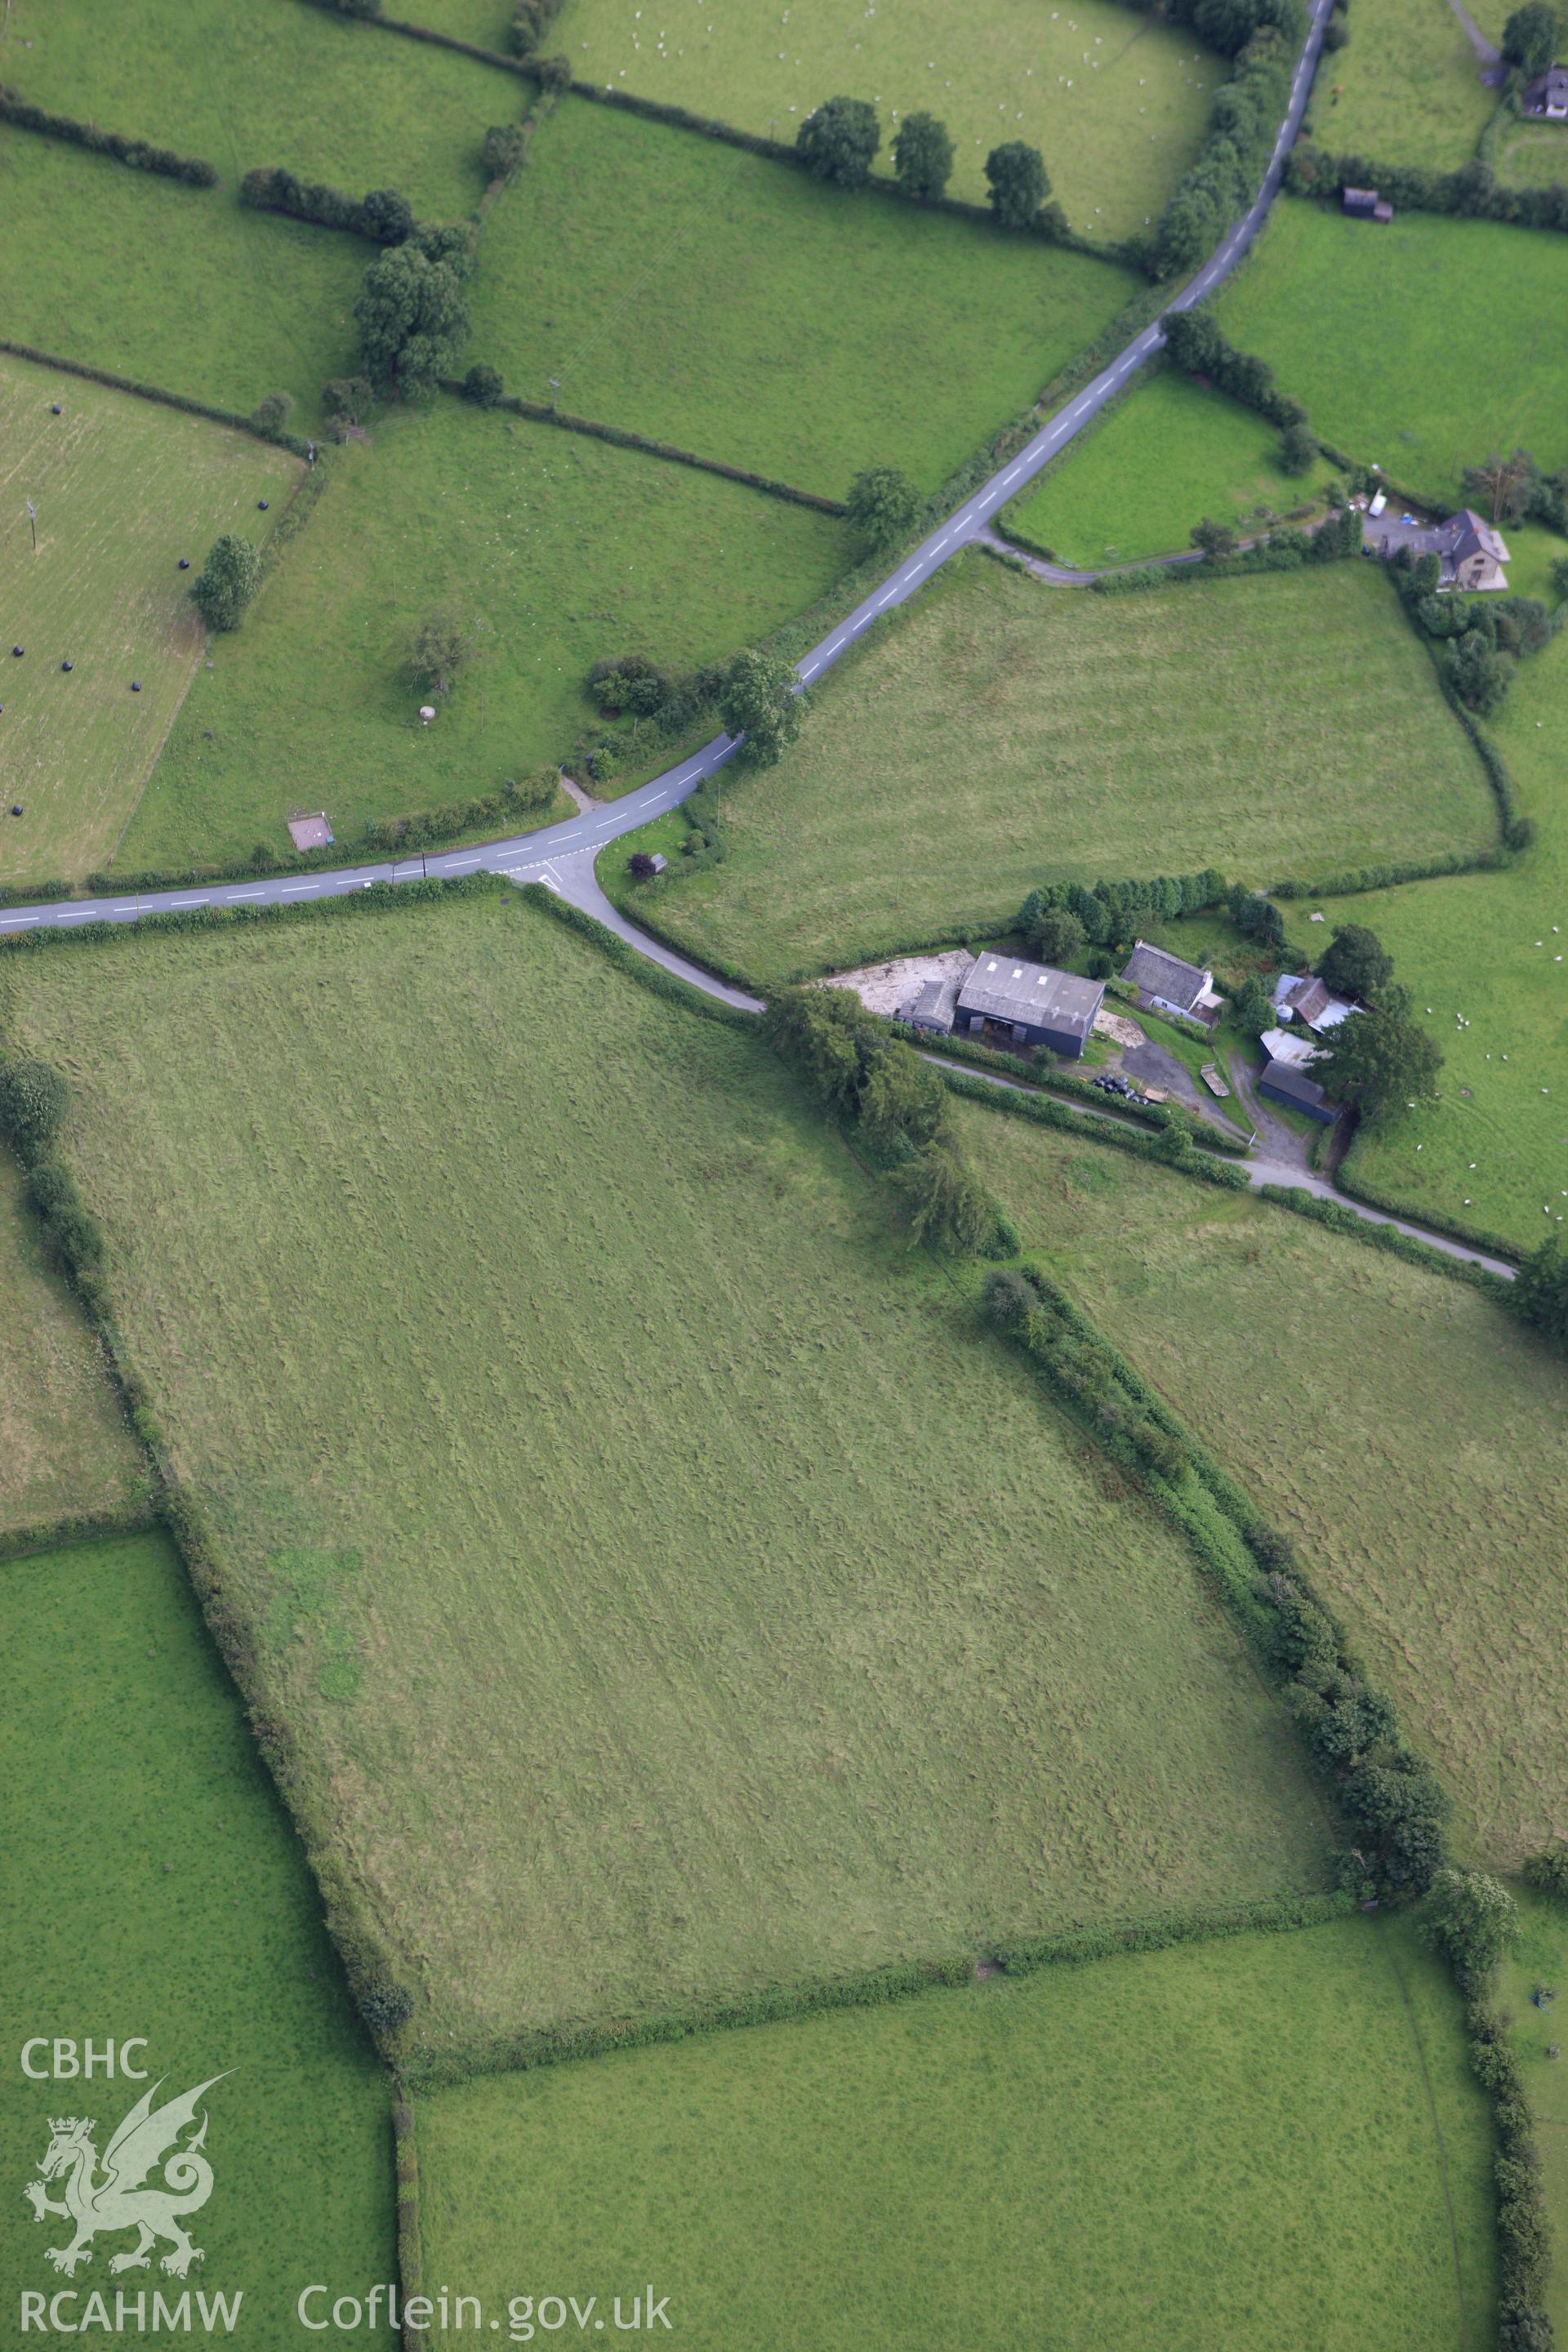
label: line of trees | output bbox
[794,96,1065,232]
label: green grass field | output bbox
[0,358,301,884]
[0,1158,142,1540]
[617,555,1496,982]
[959,1102,1568,1866]
[550,0,1223,240]
[0,1533,394,2333]
[7,0,512,223]
[1217,201,1568,506]
[0,893,1330,2060]
[416,1914,1495,2352]
[1307,617,1568,1254]
[468,96,1137,499]
[1503,1885,1568,2347]
[1002,367,1339,567]
[118,402,849,872]
[1496,121,1568,187]
[0,137,363,426]
[1312,0,1494,169]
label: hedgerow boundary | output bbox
[0,87,219,186]
[438,381,847,517]
[289,1,1136,265]
[0,1505,158,1566]
[0,336,318,461]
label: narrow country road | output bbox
[0,0,1334,952]
[0,0,1488,1276]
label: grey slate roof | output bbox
[906,974,960,1031]
[1258,1055,1331,1112]
[955,954,1105,1040]
[1119,939,1211,1015]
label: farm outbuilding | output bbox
[953,955,1105,1056]
[1258,1054,1336,1124]
[1120,940,1220,1021]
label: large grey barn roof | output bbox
[1258,1055,1330,1111]
[956,954,1105,1039]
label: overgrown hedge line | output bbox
[1272,847,1503,898]
[1288,139,1568,234]
[1089,506,1363,594]
[898,1024,1246,1155]
[936,1065,1252,1189]
[1255,1182,1514,1288]
[411,1889,1353,2082]
[445,382,845,513]
[0,1507,158,1566]
[391,2084,423,2352]
[240,165,396,239]
[363,771,559,852]
[0,338,317,459]
[2,873,499,960]
[0,87,218,185]
[0,879,71,910]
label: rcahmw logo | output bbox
[18,2041,242,2335]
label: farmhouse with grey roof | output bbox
[1523,63,1568,116]
[954,954,1105,1057]
[1365,506,1510,591]
[1119,940,1218,1021]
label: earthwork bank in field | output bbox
[468,96,1137,498]
[416,1915,1494,2352]
[0,358,301,884]
[619,555,1497,982]
[960,1101,1568,1866]
[0,1534,394,2332]
[1,893,1331,2062]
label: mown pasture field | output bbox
[959,1101,1568,1866]
[468,97,1138,499]
[0,1534,394,2332]
[417,1915,1495,2352]
[0,1157,142,1541]
[1002,367,1339,567]
[1496,121,1568,187]
[120,402,849,873]
[549,0,1223,240]
[1503,1885,1568,2347]
[0,139,363,426]
[7,0,510,224]
[1,893,1331,2060]
[1307,621,1568,1254]
[0,358,301,884]
[1312,0,1495,169]
[617,555,1496,982]
[1216,202,1568,506]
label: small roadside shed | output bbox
[1343,186,1393,221]
[954,954,1105,1057]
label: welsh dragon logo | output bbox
[24,2074,230,2279]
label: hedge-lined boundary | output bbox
[301,7,1130,261]
[443,381,846,514]
[934,1063,1253,1192]
[949,1053,1522,1290]
[1255,1181,1515,1287]
[0,1506,158,1566]
[0,87,219,185]
[515,882,755,1029]
[0,872,499,962]
[391,2083,423,2352]
[980,1258,1548,2328]
[1271,846,1503,898]
[893,1022,1248,1155]
[1333,1129,1524,1269]
[0,337,317,460]
[1287,138,1568,236]
[408,1891,1353,2083]
[0,879,71,910]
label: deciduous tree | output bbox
[795,96,880,188]
[190,534,261,632]
[1315,1004,1442,1115]
[355,243,470,399]
[409,607,473,694]
[718,647,803,767]
[892,111,953,199]
[984,139,1049,228]
[844,464,921,551]
[1502,0,1562,77]
[1316,922,1393,1001]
